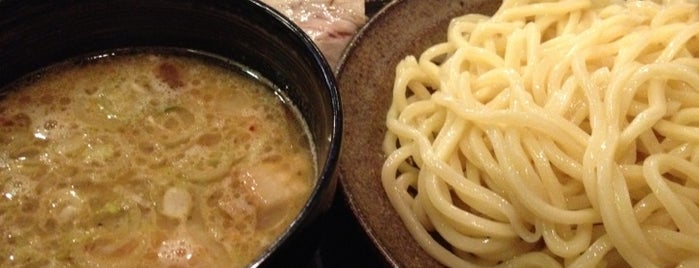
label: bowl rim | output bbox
[247,0,344,267]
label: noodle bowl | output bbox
[382,0,699,266]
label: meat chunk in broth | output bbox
[239,152,313,230]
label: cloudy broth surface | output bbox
[0,51,315,267]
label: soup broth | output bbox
[0,51,315,267]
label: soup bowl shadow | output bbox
[0,0,342,267]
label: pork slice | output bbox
[262,0,367,70]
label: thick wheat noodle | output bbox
[382,0,699,267]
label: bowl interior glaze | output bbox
[0,1,341,267]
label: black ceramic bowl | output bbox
[0,0,341,267]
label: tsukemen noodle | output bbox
[0,50,315,267]
[382,0,699,267]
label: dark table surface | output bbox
[312,186,389,268]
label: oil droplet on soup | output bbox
[0,51,315,267]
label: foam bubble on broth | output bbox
[0,51,315,267]
[157,238,196,266]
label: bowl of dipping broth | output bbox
[0,0,341,267]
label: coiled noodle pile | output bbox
[382,0,699,267]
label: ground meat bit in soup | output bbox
[0,52,315,267]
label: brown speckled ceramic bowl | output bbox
[336,0,501,267]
